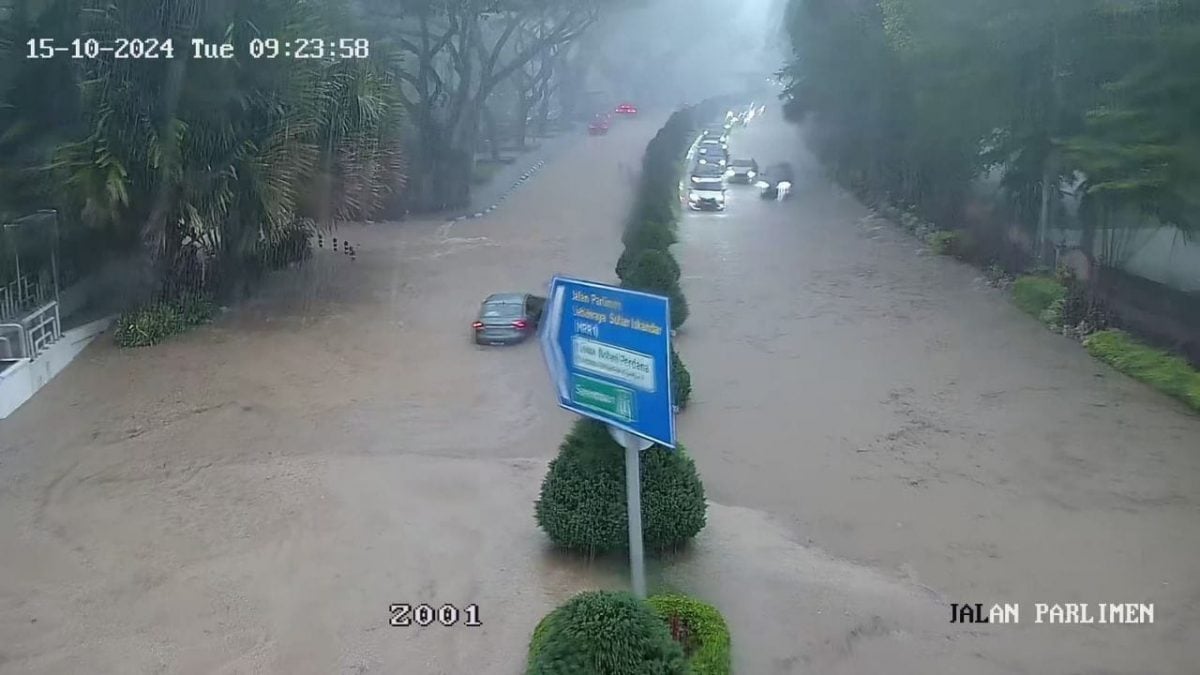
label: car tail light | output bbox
[512,319,528,329]
[472,321,484,330]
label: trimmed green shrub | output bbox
[623,249,682,295]
[622,221,678,253]
[1012,275,1066,318]
[1084,330,1200,412]
[535,419,707,554]
[617,246,681,284]
[669,292,690,331]
[647,593,731,675]
[114,294,216,348]
[622,249,689,329]
[671,347,692,409]
[526,591,688,675]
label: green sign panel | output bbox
[571,374,636,422]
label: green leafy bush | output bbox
[1039,297,1065,329]
[1059,283,1113,334]
[114,294,216,348]
[927,230,959,256]
[671,347,692,409]
[1084,330,1200,412]
[1012,275,1066,318]
[526,591,688,675]
[647,593,731,675]
[535,419,707,554]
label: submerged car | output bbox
[614,102,638,116]
[687,179,725,211]
[724,158,759,183]
[472,293,546,345]
[756,162,795,200]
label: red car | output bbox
[614,102,638,116]
[588,113,611,135]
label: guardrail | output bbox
[24,302,61,356]
[0,274,50,321]
[0,299,61,363]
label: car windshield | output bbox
[691,181,722,193]
[730,161,755,170]
[692,166,724,178]
[481,301,522,318]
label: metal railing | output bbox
[24,302,61,356]
[0,274,51,322]
[0,300,60,363]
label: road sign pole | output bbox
[624,434,647,599]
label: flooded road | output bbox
[673,108,1200,673]
[0,104,1197,675]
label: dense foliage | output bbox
[647,593,732,675]
[113,294,216,347]
[534,420,707,554]
[0,0,406,304]
[1,0,605,317]
[526,591,688,675]
[782,0,1200,270]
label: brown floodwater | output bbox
[0,108,1197,675]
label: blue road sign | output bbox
[540,275,676,448]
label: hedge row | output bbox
[530,102,735,675]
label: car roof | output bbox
[484,293,526,304]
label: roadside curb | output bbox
[447,159,549,223]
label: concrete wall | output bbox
[0,316,113,419]
[973,170,1200,293]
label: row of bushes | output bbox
[529,104,733,673]
[1013,272,1200,412]
[616,106,704,408]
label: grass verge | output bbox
[1012,275,1066,318]
[1084,330,1200,412]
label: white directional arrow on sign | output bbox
[539,279,570,401]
